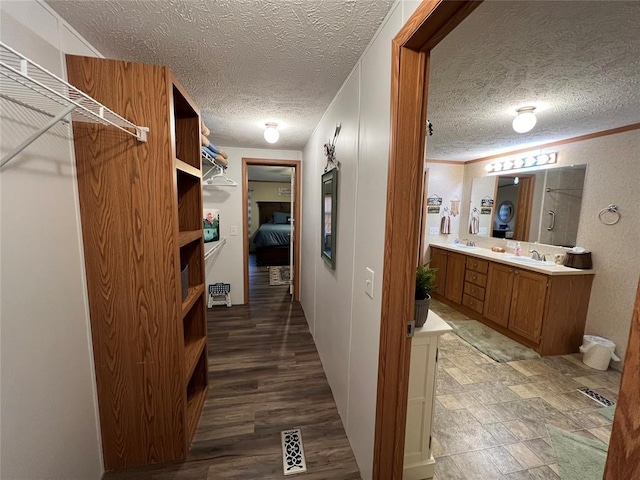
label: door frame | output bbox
[241,157,301,304]
[375,1,637,479]
[373,2,486,478]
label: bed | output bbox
[253,202,291,266]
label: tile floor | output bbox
[430,300,621,480]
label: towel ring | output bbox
[598,204,621,225]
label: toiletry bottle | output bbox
[454,236,460,244]
[515,242,522,257]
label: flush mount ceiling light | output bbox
[264,122,279,143]
[512,106,537,134]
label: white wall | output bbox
[455,130,640,362]
[301,2,417,478]
[0,1,103,478]
[203,147,301,305]
[422,162,465,258]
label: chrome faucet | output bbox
[530,249,546,261]
[466,239,475,247]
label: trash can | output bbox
[579,335,620,371]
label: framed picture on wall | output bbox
[321,169,338,269]
[203,208,220,243]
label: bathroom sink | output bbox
[450,244,480,250]
[507,256,555,266]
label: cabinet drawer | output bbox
[463,294,484,314]
[467,258,488,274]
[465,270,487,288]
[464,281,485,301]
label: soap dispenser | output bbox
[515,242,522,257]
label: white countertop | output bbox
[430,242,595,276]
[414,310,452,337]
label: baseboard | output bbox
[403,456,435,480]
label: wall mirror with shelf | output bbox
[469,164,587,247]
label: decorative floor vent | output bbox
[281,428,307,476]
[577,387,615,407]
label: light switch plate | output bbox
[365,268,374,299]
[479,227,487,235]
[230,225,238,236]
[429,227,439,235]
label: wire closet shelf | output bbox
[0,42,149,168]
[201,148,237,187]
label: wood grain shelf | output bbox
[179,230,202,247]
[184,337,206,384]
[186,384,207,444]
[68,56,208,471]
[175,158,201,178]
[181,284,204,319]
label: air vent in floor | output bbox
[578,386,616,407]
[281,428,307,476]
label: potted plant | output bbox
[415,264,437,328]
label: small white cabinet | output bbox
[404,311,451,480]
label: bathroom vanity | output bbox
[429,243,594,356]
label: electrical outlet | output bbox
[365,268,375,299]
[479,227,487,235]
[507,240,516,249]
[230,225,238,236]
[429,227,439,235]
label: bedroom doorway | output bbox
[242,158,301,304]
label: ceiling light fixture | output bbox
[264,122,279,143]
[486,152,557,175]
[512,106,537,134]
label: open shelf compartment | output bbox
[177,169,203,232]
[172,84,200,169]
[186,349,208,444]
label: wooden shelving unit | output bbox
[67,55,208,472]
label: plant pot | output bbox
[415,294,431,328]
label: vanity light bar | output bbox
[485,152,557,173]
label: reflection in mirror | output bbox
[470,164,587,247]
[321,169,338,269]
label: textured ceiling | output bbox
[247,165,292,182]
[427,1,640,161]
[46,0,394,149]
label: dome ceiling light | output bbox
[512,106,537,134]
[264,122,279,143]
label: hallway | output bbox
[105,258,360,479]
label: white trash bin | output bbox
[579,335,620,371]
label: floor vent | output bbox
[281,428,307,476]
[578,387,615,407]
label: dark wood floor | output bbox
[105,255,361,479]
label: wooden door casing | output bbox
[444,252,466,304]
[483,262,514,328]
[509,270,547,343]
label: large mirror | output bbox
[470,164,587,247]
[321,169,338,269]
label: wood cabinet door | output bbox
[509,270,548,343]
[429,248,448,296]
[483,262,514,328]
[444,252,466,304]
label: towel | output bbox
[450,199,460,216]
[214,155,228,167]
[440,215,451,234]
[218,148,228,159]
[469,215,479,234]
[201,134,209,147]
[204,143,220,156]
[201,120,210,137]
